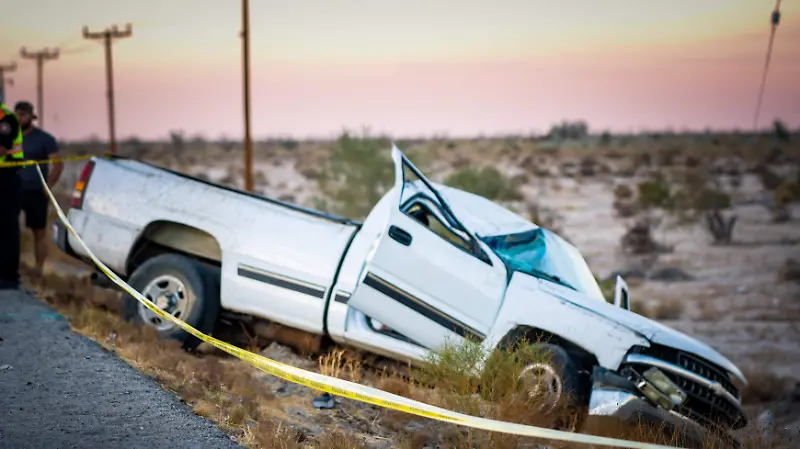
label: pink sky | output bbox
[2,0,799,140]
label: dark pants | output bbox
[21,188,49,230]
[0,167,21,289]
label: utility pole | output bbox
[0,62,16,104]
[82,23,132,155]
[753,0,782,129]
[241,0,254,192]
[19,48,59,129]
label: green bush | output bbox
[444,166,523,202]
[637,179,671,209]
[314,133,394,220]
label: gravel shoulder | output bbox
[0,290,242,449]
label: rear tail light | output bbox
[71,160,96,209]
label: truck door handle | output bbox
[388,225,412,246]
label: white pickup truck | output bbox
[54,146,746,447]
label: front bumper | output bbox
[588,367,741,449]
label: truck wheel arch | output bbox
[126,221,223,276]
[497,326,599,371]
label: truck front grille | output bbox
[633,344,740,400]
[625,345,746,431]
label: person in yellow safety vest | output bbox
[0,102,25,290]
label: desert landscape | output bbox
[23,122,800,448]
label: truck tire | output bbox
[515,343,589,431]
[121,253,220,350]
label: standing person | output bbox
[14,101,63,280]
[0,102,24,290]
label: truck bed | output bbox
[64,156,363,334]
[111,155,361,227]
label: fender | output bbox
[484,272,650,370]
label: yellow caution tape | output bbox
[0,153,96,168]
[34,163,683,449]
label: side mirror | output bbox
[614,275,630,310]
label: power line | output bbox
[19,47,60,130]
[0,62,16,104]
[752,0,782,130]
[82,23,133,155]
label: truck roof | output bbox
[431,183,538,237]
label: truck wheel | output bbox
[516,343,589,431]
[122,253,220,350]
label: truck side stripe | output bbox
[362,272,485,342]
[238,264,326,299]
[334,291,351,304]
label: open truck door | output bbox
[346,145,508,351]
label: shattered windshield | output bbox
[481,228,606,302]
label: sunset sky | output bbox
[2,0,799,140]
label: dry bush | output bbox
[313,132,395,220]
[777,258,800,283]
[444,166,523,203]
[414,339,580,432]
[620,219,666,255]
[613,184,638,217]
[757,165,783,191]
[684,155,702,168]
[613,201,639,218]
[614,184,634,201]
[318,348,364,383]
[772,180,800,222]
[650,300,686,320]
[579,156,597,177]
[315,431,369,449]
[252,420,306,449]
[740,371,795,404]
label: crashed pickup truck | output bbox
[54,146,747,446]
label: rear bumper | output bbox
[52,220,78,259]
[588,367,741,449]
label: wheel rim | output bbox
[517,362,563,414]
[138,274,192,332]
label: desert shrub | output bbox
[774,119,791,143]
[277,139,299,150]
[774,180,800,207]
[599,130,612,147]
[637,179,672,210]
[415,338,580,436]
[620,219,666,255]
[444,166,523,202]
[777,258,800,283]
[684,154,701,167]
[613,184,634,201]
[547,120,589,141]
[673,171,735,242]
[650,300,685,320]
[757,164,783,190]
[314,132,394,220]
[579,156,597,177]
[613,184,638,217]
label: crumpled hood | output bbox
[537,280,746,384]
